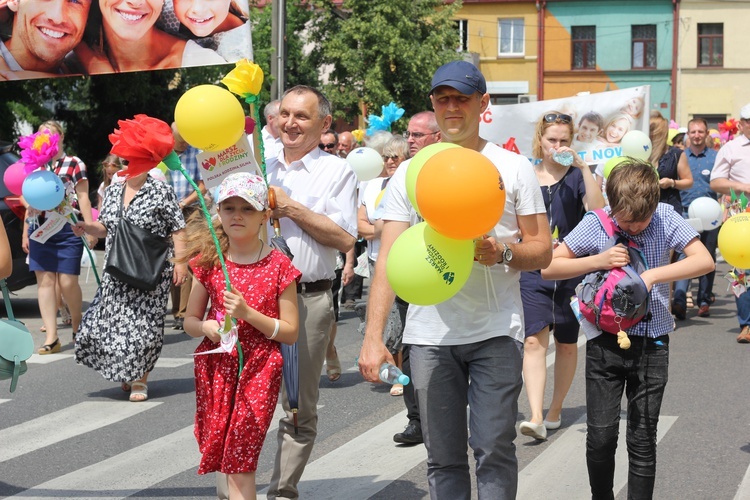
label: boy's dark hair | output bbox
[606,158,660,222]
[578,111,604,131]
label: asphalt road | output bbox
[1,252,750,499]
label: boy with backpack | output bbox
[541,158,714,499]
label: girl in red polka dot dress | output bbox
[182,173,301,498]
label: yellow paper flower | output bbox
[352,129,366,144]
[222,59,264,97]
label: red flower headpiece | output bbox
[109,115,174,178]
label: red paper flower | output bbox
[109,115,175,178]
[719,118,739,137]
[17,130,60,169]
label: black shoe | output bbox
[672,303,686,321]
[393,423,423,445]
[174,318,184,330]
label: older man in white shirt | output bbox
[265,85,358,499]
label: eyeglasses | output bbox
[543,113,573,124]
[403,131,438,139]
[319,143,336,150]
[382,155,402,162]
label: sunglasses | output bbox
[319,143,336,150]
[543,113,573,124]
[382,155,402,161]
[403,131,438,139]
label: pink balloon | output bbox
[4,162,28,196]
[92,208,99,220]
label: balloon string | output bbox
[244,95,267,183]
[67,212,101,285]
[165,150,244,375]
[483,265,499,312]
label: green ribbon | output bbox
[162,150,244,375]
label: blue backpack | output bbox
[575,210,650,347]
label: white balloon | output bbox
[688,197,723,232]
[346,147,384,182]
[620,130,652,160]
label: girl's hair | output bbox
[229,0,248,19]
[99,154,123,188]
[382,135,409,160]
[174,210,229,269]
[532,110,574,159]
[38,120,64,138]
[606,158,660,222]
[599,113,633,142]
[648,114,669,166]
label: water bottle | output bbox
[379,362,410,385]
[551,148,575,167]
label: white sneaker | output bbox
[519,421,547,440]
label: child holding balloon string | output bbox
[181,172,300,498]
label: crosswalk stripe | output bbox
[7,404,313,499]
[258,409,426,500]
[154,357,194,368]
[0,399,10,405]
[26,353,75,365]
[0,401,160,464]
[518,412,677,499]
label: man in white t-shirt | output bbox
[359,61,551,499]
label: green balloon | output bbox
[405,143,460,214]
[386,222,474,306]
[603,156,627,180]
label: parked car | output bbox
[0,141,36,292]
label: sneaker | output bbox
[737,327,750,344]
[698,305,710,318]
[393,423,423,445]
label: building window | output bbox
[498,18,524,56]
[698,23,723,67]
[455,20,468,52]
[632,25,656,69]
[572,26,596,70]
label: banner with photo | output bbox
[479,86,651,165]
[0,0,251,81]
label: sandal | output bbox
[129,382,148,402]
[390,383,404,397]
[38,338,61,355]
[60,305,72,326]
[121,382,132,392]
[326,347,341,382]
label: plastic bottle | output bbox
[551,148,575,167]
[379,362,410,385]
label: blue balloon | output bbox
[22,170,65,211]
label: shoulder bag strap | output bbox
[0,279,14,322]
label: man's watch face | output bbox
[503,245,513,262]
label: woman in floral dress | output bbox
[74,171,187,402]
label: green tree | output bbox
[310,0,463,125]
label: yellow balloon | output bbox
[603,156,627,179]
[718,213,750,269]
[386,222,474,305]
[175,85,245,152]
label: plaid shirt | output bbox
[564,203,698,338]
[170,146,201,203]
[53,155,87,209]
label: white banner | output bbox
[479,86,651,165]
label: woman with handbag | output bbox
[72,171,187,402]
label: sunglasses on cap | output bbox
[543,113,572,124]
[319,142,336,150]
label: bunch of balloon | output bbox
[718,213,750,269]
[386,147,506,305]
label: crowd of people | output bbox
[11,61,750,499]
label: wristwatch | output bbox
[501,243,513,264]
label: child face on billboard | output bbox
[173,0,232,38]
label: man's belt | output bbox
[297,279,333,294]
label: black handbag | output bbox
[0,279,34,392]
[104,187,170,291]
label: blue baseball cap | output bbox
[430,60,487,96]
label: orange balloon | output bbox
[415,148,506,240]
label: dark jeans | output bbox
[673,225,718,308]
[586,334,669,500]
[396,298,420,426]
